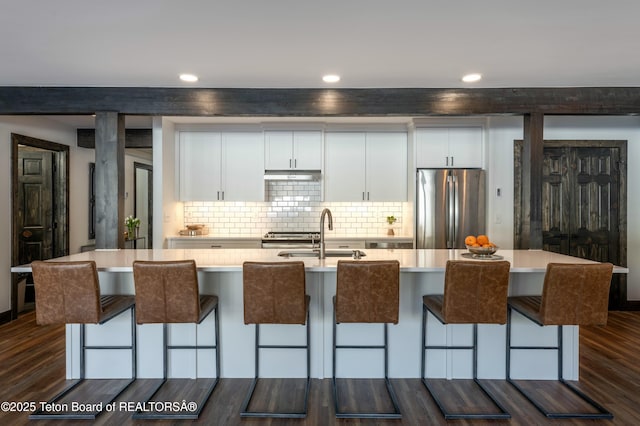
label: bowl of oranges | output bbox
[465,235,498,256]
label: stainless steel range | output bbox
[261,231,321,249]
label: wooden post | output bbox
[94,112,125,249]
[521,113,544,249]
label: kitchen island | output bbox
[12,249,627,382]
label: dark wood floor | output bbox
[1,310,639,425]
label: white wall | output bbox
[485,116,523,248]
[154,118,183,248]
[486,115,640,300]
[0,116,94,313]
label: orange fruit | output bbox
[464,235,477,246]
[476,235,489,246]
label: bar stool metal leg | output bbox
[30,304,137,420]
[422,305,510,420]
[506,306,613,419]
[133,304,220,420]
[332,304,402,419]
[240,307,310,418]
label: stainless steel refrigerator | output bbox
[416,169,486,249]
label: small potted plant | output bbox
[386,215,397,236]
[125,215,140,239]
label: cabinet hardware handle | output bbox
[294,159,297,168]
[362,192,365,200]
[339,245,349,248]
[217,191,220,200]
[367,192,370,201]
[211,245,222,248]
[289,159,292,168]
[221,191,225,200]
[451,156,454,167]
[446,156,449,166]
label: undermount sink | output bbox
[277,249,366,259]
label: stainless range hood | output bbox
[264,170,321,181]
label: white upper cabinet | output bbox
[325,132,407,202]
[416,127,483,168]
[325,132,367,201]
[221,132,264,201]
[265,130,322,170]
[178,131,264,201]
[179,132,222,201]
[365,132,407,201]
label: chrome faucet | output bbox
[319,208,333,259]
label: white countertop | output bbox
[11,249,628,273]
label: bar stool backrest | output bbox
[442,260,511,324]
[243,261,307,325]
[539,262,614,326]
[336,260,400,324]
[31,260,102,325]
[133,260,200,324]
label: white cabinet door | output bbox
[264,131,293,170]
[265,130,322,170]
[292,131,322,170]
[222,132,264,201]
[416,127,483,168]
[448,127,483,168]
[416,128,449,168]
[179,132,222,201]
[325,132,366,201]
[366,132,407,201]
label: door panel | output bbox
[542,146,619,262]
[17,150,53,264]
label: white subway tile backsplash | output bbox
[184,180,409,237]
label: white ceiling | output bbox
[2,0,639,89]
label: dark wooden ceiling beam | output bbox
[2,87,640,116]
[77,128,152,148]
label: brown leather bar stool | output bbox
[422,260,511,420]
[506,262,614,419]
[132,260,219,419]
[333,260,401,419]
[29,260,136,420]
[241,261,310,418]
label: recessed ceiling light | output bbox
[462,73,482,83]
[179,73,199,83]
[322,74,340,83]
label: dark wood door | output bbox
[542,146,620,261]
[17,148,54,264]
[541,144,626,308]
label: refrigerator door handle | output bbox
[453,174,459,247]
[447,173,456,248]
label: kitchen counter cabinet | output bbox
[178,131,264,201]
[13,249,626,382]
[325,132,407,202]
[264,130,322,170]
